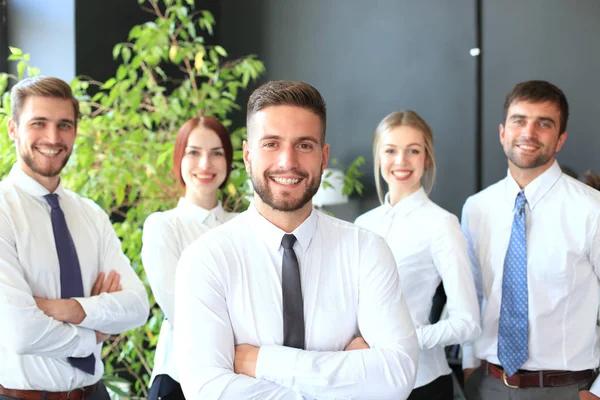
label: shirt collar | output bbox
[247,202,318,253]
[504,160,563,210]
[176,197,226,223]
[8,163,67,199]
[382,187,428,217]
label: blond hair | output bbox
[373,110,436,204]
[11,76,79,124]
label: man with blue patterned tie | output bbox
[0,76,149,399]
[461,80,600,400]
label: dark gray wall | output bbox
[220,0,478,220]
[482,0,600,187]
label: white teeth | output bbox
[519,145,536,150]
[195,175,213,179]
[38,148,60,156]
[392,171,411,178]
[272,177,301,185]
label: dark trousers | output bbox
[147,375,185,400]
[0,382,110,400]
[407,373,454,400]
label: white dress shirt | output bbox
[142,198,236,384]
[174,203,419,399]
[0,164,149,390]
[461,161,600,395]
[355,187,481,388]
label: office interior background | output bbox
[3,0,599,221]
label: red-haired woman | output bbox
[142,116,236,400]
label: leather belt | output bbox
[0,383,98,400]
[482,360,595,389]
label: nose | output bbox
[394,151,405,165]
[46,124,61,143]
[523,121,537,138]
[198,152,211,169]
[277,144,299,169]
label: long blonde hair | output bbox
[373,110,436,204]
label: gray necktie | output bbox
[44,194,96,375]
[281,234,305,349]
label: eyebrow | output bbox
[509,114,556,125]
[383,142,424,147]
[30,116,75,125]
[260,134,321,145]
[186,145,224,150]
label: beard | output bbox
[19,141,71,178]
[504,139,555,170]
[249,165,322,212]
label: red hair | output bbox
[173,116,233,190]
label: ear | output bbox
[321,143,330,173]
[8,119,17,141]
[242,140,250,173]
[555,131,568,153]
[499,123,505,146]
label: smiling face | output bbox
[500,100,567,182]
[181,126,228,202]
[8,95,77,191]
[244,105,329,214]
[379,125,427,205]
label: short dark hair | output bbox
[11,76,80,124]
[246,80,327,141]
[172,116,233,190]
[503,80,569,134]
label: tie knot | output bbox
[515,191,527,212]
[44,193,60,209]
[281,234,297,250]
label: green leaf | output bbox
[112,43,122,60]
[17,61,26,80]
[214,45,227,57]
[8,46,22,55]
[101,78,117,89]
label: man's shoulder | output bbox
[463,179,505,212]
[184,210,248,252]
[560,174,600,206]
[61,188,108,217]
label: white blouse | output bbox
[355,187,481,388]
[141,198,236,384]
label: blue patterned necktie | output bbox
[44,194,96,375]
[497,191,528,377]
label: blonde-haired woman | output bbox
[355,110,480,400]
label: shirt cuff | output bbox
[461,343,481,369]
[589,375,600,397]
[415,325,424,350]
[73,326,98,358]
[255,345,299,387]
[73,296,103,330]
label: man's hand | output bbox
[234,344,260,378]
[463,368,477,384]
[580,390,600,400]
[34,297,87,324]
[344,337,370,351]
[91,270,122,296]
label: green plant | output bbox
[1,0,263,396]
[0,0,365,396]
[322,156,365,196]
